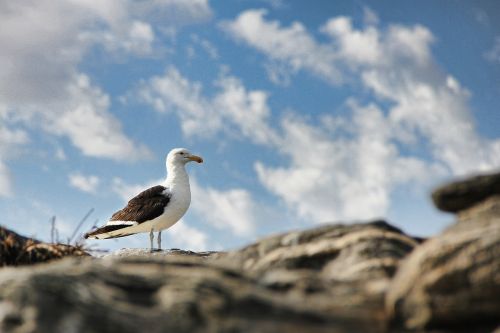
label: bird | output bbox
[84,148,203,251]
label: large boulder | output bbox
[431,171,500,213]
[0,254,376,333]
[387,172,500,331]
[0,220,419,333]
[220,220,418,277]
[217,220,419,312]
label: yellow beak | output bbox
[188,155,203,163]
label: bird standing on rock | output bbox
[84,148,203,251]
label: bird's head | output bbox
[167,148,203,166]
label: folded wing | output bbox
[84,185,171,239]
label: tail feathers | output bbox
[84,224,132,239]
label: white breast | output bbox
[155,186,191,230]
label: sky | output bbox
[1,0,500,252]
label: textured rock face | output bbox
[0,254,375,333]
[387,173,500,331]
[431,171,500,213]
[220,221,417,276]
[217,220,419,312]
[0,221,418,333]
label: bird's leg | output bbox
[149,228,154,252]
[157,231,162,250]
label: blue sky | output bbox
[1,0,499,251]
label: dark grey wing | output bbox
[109,185,171,223]
[84,224,134,239]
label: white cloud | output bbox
[0,0,212,194]
[46,74,151,161]
[166,221,209,251]
[137,66,279,145]
[255,103,445,223]
[320,16,382,65]
[0,124,29,155]
[133,65,448,224]
[128,0,212,26]
[217,9,500,223]
[225,9,500,176]
[0,0,163,106]
[222,9,342,84]
[190,178,258,237]
[213,75,279,145]
[264,61,293,86]
[79,20,156,57]
[131,60,452,224]
[223,9,435,79]
[1,73,152,163]
[137,67,220,137]
[222,9,433,85]
[362,68,500,174]
[69,172,101,194]
[190,34,219,59]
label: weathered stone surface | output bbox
[387,191,500,331]
[0,226,89,266]
[0,220,419,333]
[218,220,417,275]
[215,220,420,315]
[432,171,500,213]
[0,255,385,333]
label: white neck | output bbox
[165,162,189,188]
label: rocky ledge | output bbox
[0,171,499,333]
[0,227,89,267]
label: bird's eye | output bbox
[179,152,185,155]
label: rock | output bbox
[101,248,220,259]
[0,226,89,266]
[218,221,417,272]
[432,171,500,213]
[217,220,420,318]
[0,256,383,333]
[387,177,500,331]
[218,220,419,281]
[0,220,418,333]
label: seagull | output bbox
[84,148,203,251]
